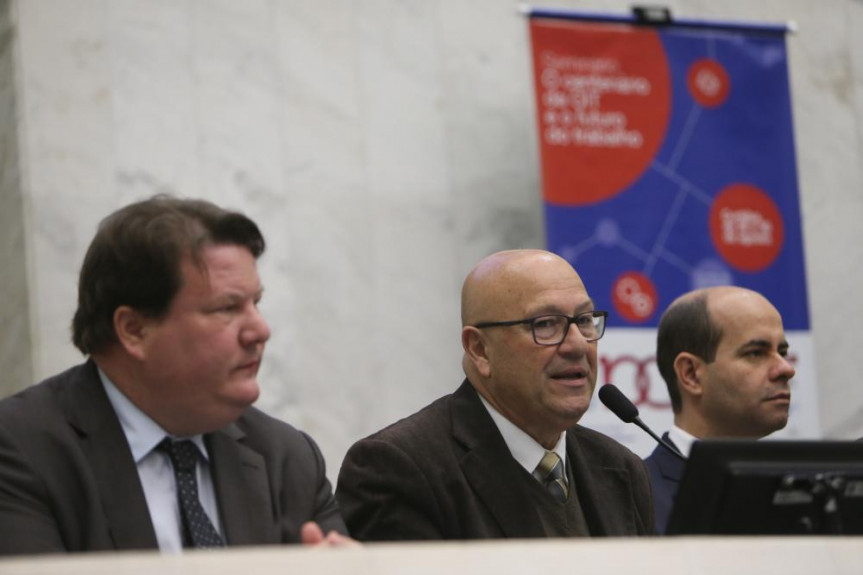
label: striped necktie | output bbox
[533,450,569,502]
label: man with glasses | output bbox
[337,249,654,540]
[646,286,796,534]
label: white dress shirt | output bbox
[99,369,223,553]
[478,394,568,483]
[668,424,698,458]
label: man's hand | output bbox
[300,521,359,547]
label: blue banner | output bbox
[530,15,809,330]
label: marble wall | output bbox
[0,0,32,396]
[2,0,862,476]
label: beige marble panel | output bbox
[438,0,545,275]
[0,0,32,398]
[108,1,202,204]
[351,0,465,451]
[14,0,118,376]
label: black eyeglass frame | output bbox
[472,310,609,346]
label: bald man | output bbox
[336,250,654,540]
[646,286,796,534]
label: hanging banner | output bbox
[527,10,820,455]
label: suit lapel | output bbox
[656,434,686,482]
[567,429,636,536]
[451,382,546,538]
[62,361,158,550]
[207,424,279,546]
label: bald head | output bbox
[658,286,770,410]
[672,285,776,316]
[657,285,794,438]
[461,250,585,327]
[459,250,599,447]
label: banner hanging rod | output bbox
[517,4,797,36]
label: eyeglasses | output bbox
[473,311,608,346]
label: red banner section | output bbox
[530,20,671,206]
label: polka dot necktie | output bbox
[158,439,225,549]
[533,450,569,503]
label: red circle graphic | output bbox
[709,183,784,273]
[612,271,658,324]
[687,59,730,108]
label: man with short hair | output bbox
[646,286,796,533]
[0,196,349,554]
[337,249,654,540]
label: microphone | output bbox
[598,384,686,461]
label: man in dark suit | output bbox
[645,286,796,533]
[0,196,350,555]
[337,250,654,540]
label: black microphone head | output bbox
[598,384,639,423]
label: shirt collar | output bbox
[669,424,698,458]
[98,367,209,463]
[478,393,567,474]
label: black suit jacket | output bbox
[0,360,345,555]
[643,433,685,535]
[336,380,654,540]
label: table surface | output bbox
[1,537,862,575]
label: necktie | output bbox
[533,450,569,502]
[158,439,225,549]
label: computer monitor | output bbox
[666,440,863,535]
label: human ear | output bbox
[674,352,705,399]
[113,306,150,361]
[462,327,492,378]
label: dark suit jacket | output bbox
[643,433,685,535]
[336,380,655,540]
[0,360,346,555]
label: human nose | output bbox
[771,354,795,382]
[557,320,590,355]
[240,304,271,347]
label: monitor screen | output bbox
[666,440,863,535]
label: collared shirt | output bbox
[99,368,223,553]
[668,424,698,458]
[478,393,568,480]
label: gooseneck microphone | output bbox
[598,384,686,461]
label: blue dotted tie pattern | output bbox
[533,450,569,503]
[158,439,225,549]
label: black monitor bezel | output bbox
[666,439,863,536]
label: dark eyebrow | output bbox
[739,339,771,351]
[214,286,264,304]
